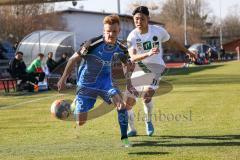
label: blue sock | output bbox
[117,109,128,140]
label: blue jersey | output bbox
[74,35,128,113]
[77,36,127,88]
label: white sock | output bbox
[143,101,153,122]
[127,109,136,131]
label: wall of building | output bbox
[61,12,135,50]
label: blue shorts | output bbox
[74,85,120,113]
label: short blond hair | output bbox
[103,15,120,25]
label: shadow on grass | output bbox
[133,135,240,148]
[161,135,240,141]
[128,151,169,155]
[164,64,224,76]
[132,140,171,147]
[164,74,240,85]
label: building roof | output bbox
[57,8,164,26]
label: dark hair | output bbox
[48,52,53,55]
[132,6,149,16]
[15,51,23,55]
[38,53,44,58]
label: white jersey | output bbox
[125,25,170,95]
[127,25,170,73]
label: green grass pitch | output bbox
[0,61,240,160]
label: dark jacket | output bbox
[46,58,57,73]
[8,58,27,78]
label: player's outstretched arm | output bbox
[57,52,81,91]
[128,48,159,62]
[164,38,196,59]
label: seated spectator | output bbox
[46,52,57,73]
[8,51,37,90]
[26,53,45,83]
[57,52,68,67]
[9,51,26,78]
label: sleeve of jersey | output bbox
[76,35,103,56]
[77,40,91,56]
[159,27,171,42]
[127,33,136,50]
[116,41,130,64]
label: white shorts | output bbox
[124,62,165,99]
[124,71,162,99]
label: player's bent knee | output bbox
[125,97,136,110]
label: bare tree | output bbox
[159,0,210,32]
[126,0,210,45]
[165,21,201,43]
[126,0,160,15]
[222,5,240,42]
[0,3,65,43]
[210,4,240,43]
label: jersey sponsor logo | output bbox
[143,41,152,50]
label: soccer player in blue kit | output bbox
[57,15,136,147]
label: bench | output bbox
[0,78,18,93]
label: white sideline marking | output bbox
[0,94,72,110]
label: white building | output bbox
[58,8,163,49]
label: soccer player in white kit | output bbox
[126,6,196,136]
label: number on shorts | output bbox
[151,79,158,86]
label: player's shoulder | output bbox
[150,25,169,39]
[90,35,104,44]
[117,39,128,52]
[86,35,104,48]
[150,24,166,32]
[77,35,104,55]
[127,28,138,40]
[129,28,139,34]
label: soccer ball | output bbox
[50,99,71,120]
